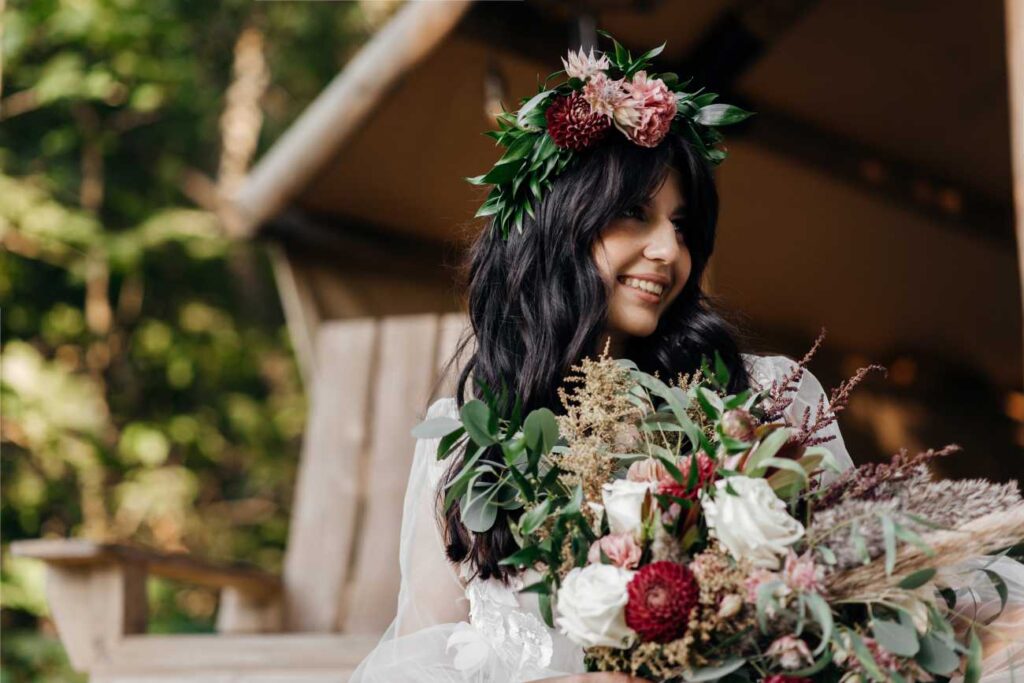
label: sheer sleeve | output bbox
[349,397,473,681]
[745,354,855,476]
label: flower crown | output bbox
[466,30,754,240]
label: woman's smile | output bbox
[617,275,668,304]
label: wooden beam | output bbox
[233,0,473,237]
[741,110,1015,245]
[682,0,824,92]
[12,538,281,596]
[1006,0,1024,386]
[258,209,461,280]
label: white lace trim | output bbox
[446,572,554,679]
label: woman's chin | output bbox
[611,314,659,339]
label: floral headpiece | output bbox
[467,30,754,239]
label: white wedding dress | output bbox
[349,354,1024,682]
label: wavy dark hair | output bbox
[437,129,752,581]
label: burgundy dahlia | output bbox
[658,453,716,501]
[624,561,699,643]
[544,91,611,151]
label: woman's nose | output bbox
[642,218,680,263]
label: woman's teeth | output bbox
[621,277,665,296]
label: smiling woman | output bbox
[592,166,694,355]
[348,93,761,681]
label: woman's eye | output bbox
[619,205,645,221]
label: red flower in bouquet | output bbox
[624,561,699,643]
[658,453,716,501]
[545,91,611,151]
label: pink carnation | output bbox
[587,532,643,569]
[614,71,677,148]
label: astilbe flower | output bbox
[545,91,612,151]
[555,353,643,504]
[624,561,700,643]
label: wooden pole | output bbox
[1007,0,1024,387]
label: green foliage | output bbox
[1,0,404,679]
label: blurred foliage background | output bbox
[0,0,403,680]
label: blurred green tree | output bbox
[0,0,404,680]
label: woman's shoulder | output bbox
[425,396,459,420]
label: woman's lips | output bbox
[618,276,662,304]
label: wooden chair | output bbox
[12,312,471,682]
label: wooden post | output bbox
[1008,0,1024,387]
[44,563,147,671]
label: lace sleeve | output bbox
[745,354,855,476]
[349,397,472,681]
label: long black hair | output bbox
[437,129,752,581]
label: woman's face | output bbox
[591,167,693,345]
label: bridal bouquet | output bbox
[414,340,1024,682]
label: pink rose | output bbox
[627,458,669,483]
[587,532,643,569]
[614,71,677,148]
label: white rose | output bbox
[601,478,652,536]
[554,564,636,648]
[700,476,804,569]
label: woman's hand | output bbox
[537,674,651,682]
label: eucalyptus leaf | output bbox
[461,483,498,532]
[804,592,834,655]
[461,400,496,447]
[520,499,552,536]
[745,427,791,474]
[846,629,887,682]
[681,658,745,682]
[882,514,897,576]
[964,629,983,683]
[916,632,960,675]
[871,618,919,657]
[524,408,559,455]
[411,416,463,439]
[898,568,937,590]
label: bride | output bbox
[350,42,1022,682]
